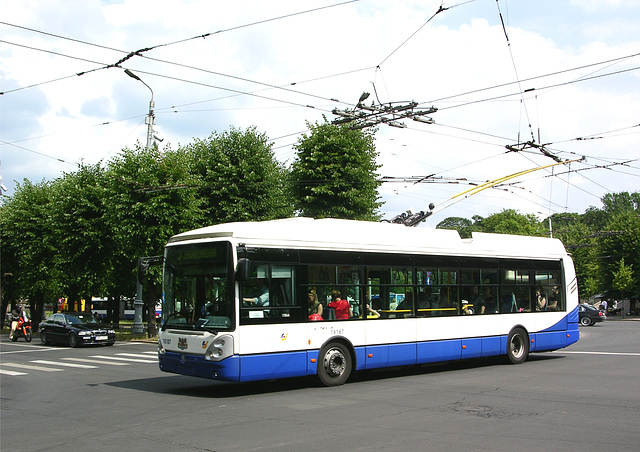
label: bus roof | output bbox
[168,217,568,260]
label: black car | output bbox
[39,312,116,347]
[578,304,606,326]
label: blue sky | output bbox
[1,0,639,226]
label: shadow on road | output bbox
[104,353,565,397]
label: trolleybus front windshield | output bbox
[162,242,234,331]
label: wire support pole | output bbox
[124,69,155,149]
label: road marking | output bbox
[2,362,64,372]
[0,346,66,355]
[117,353,158,359]
[89,355,157,363]
[31,360,98,369]
[0,368,27,376]
[555,350,640,357]
[63,357,129,366]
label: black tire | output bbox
[317,342,352,386]
[68,333,80,348]
[506,327,529,364]
[24,329,32,342]
[40,331,49,345]
[580,316,591,327]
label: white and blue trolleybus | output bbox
[157,218,579,386]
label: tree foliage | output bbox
[50,163,111,306]
[105,144,203,328]
[435,217,474,238]
[473,209,547,236]
[289,119,382,220]
[612,258,635,299]
[187,126,293,223]
[0,179,61,326]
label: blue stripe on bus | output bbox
[240,351,307,381]
[159,352,241,381]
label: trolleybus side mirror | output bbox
[236,258,250,282]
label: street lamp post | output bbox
[124,68,156,336]
[124,69,155,149]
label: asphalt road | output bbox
[1,320,639,452]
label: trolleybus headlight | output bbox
[158,338,165,355]
[204,334,233,361]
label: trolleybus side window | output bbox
[460,268,499,315]
[417,267,458,316]
[535,269,564,311]
[365,267,387,318]
[500,269,531,313]
[306,265,362,320]
[391,267,414,318]
[240,263,298,324]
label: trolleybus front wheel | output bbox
[317,342,352,386]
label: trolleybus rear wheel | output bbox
[507,327,529,364]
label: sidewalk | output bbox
[604,314,640,321]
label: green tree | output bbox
[612,258,635,299]
[436,216,475,238]
[601,192,640,215]
[0,179,61,326]
[50,164,112,310]
[187,126,293,224]
[473,209,547,236]
[105,144,202,333]
[597,210,640,295]
[551,213,601,298]
[289,119,382,220]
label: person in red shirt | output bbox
[328,289,352,320]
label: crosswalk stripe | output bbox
[117,353,158,359]
[0,368,28,376]
[89,355,157,363]
[31,360,97,369]
[63,357,128,366]
[2,362,64,372]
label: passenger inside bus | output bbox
[536,288,548,311]
[328,289,352,320]
[243,278,270,307]
[395,292,414,317]
[308,289,323,321]
[363,295,382,318]
[416,287,433,316]
[547,286,561,310]
[469,286,485,314]
[484,287,498,314]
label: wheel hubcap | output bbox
[511,336,524,359]
[324,348,346,377]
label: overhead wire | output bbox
[423,51,640,105]
[0,1,366,100]
[494,0,536,141]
